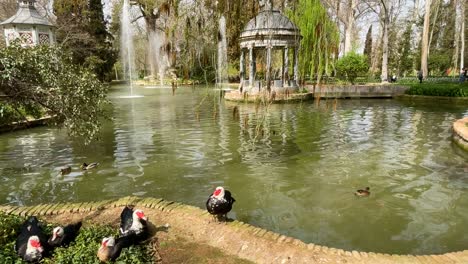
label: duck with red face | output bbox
[48,221,82,248]
[15,216,49,262]
[206,186,236,221]
[119,206,148,240]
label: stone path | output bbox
[2,197,468,263]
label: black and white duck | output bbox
[206,186,236,221]
[48,221,82,248]
[15,216,49,263]
[119,206,148,239]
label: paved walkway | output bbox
[2,197,468,263]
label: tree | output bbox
[397,25,414,76]
[421,0,432,78]
[54,0,116,81]
[288,0,339,83]
[0,43,109,143]
[363,25,373,66]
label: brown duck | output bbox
[355,187,370,197]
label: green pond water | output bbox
[0,85,467,255]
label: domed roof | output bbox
[240,10,301,49]
[243,10,298,32]
[0,0,54,27]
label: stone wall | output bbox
[453,117,468,151]
[309,85,408,99]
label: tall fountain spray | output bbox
[149,31,168,86]
[121,0,135,95]
[217,16,228,87]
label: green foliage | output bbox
[0,43,110,143]
[288,0,339,83]
[53,0,116,81]
[0,212,25,263]
[397,25,414,76]
[406,83,468,97]
[0,213,152,263]
[428,52,452,75]
[335,52,369,84]
[363,26,372,66]
[0,103,43,124]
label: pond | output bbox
[0,85,467,255]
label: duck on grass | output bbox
[0,211,153,263]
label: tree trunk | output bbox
[459,0,465,70]
[344,0,356,54]
[452,0,460,74]
[428,0,441,57]
[381,10,389,82]
[421,0,432,78]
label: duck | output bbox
[80,162,99,170]
[48,221,82,248]
[206,186,236,221]
[97,234,139,262]
[355,187,370,197]
[60,166,72,175]
[15,216,50,262]
[119,206,148,240]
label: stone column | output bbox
[240,49,245,83]
[283,46,289,86]
[32,26,38,46]
[266,45,272,92]
[249,46,255,88]
[293,47,299,84]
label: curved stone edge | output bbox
[396,94,468,103]
[224,91,313,103]
[1,197,468,264]
[453,117,468,151]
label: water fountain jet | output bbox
[119,0,143,98]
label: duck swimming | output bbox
[355,187,370,197]
[80,162,98,170]
[60,166,71,175]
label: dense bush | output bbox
[0,213,152,263]
[405,83,468,97]
[335,52,369,84]
[0,43,110,143]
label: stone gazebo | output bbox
[225,5,310,102]
[1,0,55,47]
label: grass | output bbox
[0,212,153,264]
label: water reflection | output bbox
[0,86,467,254]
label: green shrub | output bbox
[335,52,369,84]
[405,83,468,97]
